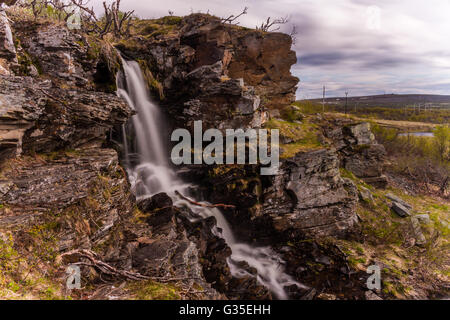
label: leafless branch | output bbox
[257,16,290,32]
[221,6,248,25]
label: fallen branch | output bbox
[175,191,236,209]
[60,249,204,283]
[61,249,149,281]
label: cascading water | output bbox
[117,59,305,299]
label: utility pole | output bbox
[345,91,349,115]
[322,86,326,113]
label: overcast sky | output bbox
[92,0,450,98]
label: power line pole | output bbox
[345,91,349,115]
[322,86,326,113]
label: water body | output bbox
[117,59,305,299]
[399,132,434,137]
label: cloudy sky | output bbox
[92,0,450,98]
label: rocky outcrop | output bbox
[263,149,359,238]
[12,18,121,89]
[131,193,270,299]
[324,120,388,188]
[193,149,359,240]
[117,14,298,130]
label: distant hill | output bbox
[304,94,450,109]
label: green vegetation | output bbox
[292,100,326,114]
[434,125,450,161]
[371,123,449,196]
[334,106,450,124]
[265,117,323,159]
[127,280,182,300]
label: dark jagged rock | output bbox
[263,149,359,238]
[200,149,359,240]
[137,192,173,212]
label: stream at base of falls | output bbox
[117,58,305,299]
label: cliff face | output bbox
[117,14,299,129]
[1,9,446,301]
[0,11,281,299]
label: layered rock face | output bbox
[0,12,281,299]
[264,150,359,238]
[0,15,131,161]
[0,75,131,160]
[324,120,388,188]
[196,149,359,241]
[117,14,299,130]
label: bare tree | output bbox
[221,7,248,25]
[17,0,134,37]
[290,24,298,45]
[28,0,47,19]
[256,16,289,32]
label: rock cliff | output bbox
[0,8,447,301]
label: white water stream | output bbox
[117,59,304,299]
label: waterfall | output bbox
[117,59,305,300]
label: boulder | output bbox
[358,186,374,203]
[386,193,412,210]
[410,216,426,247]
[391,202,411,217]
[268,150,359,237]
[323,120,388,189]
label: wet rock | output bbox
[137,192,173,212]
[300,288,317,300]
